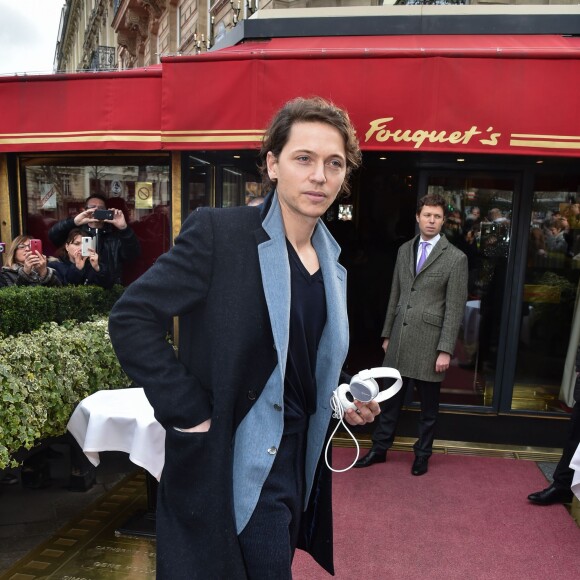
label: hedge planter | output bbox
[0,318,130,469]
[0,285,124,337]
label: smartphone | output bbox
[81,236,95,257]
[29,239,43,255]
[93,209,114,221]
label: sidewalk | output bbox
[1,438,578,578]
[2,446,579,580]
[0,441,136,574]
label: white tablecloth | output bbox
[67,388,166,481]
[571,442,580,500]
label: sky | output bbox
[0,0,65,75]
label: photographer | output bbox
[48,195,140,285]
[1,235,61,287]
[51,228,114,289]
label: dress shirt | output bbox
[416,234,441,268]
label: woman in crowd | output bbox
[51,228,113,288]
[1,235,61,287]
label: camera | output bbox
[93,209,114,221]
[81,237,96,257]
[0,242,5,254]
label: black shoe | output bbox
[353,450,387,468]
[527,483,573,505]
[412,456,429,476]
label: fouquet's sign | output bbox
[364,117,502,150]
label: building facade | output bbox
[53,1,580,72]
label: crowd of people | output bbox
[0,194,140,289]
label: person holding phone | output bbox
[1,235,61,287]
[51,229,114,289]
[48,194,140,285]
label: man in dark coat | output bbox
[528,346,580,505]
[108,97,379,579]
[355,193,468,476]
[48,194,140,285]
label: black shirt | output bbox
[283,240,327,433]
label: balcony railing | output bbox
[89,46,117,71]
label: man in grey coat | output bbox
[355,193,468,476]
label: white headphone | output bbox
[326,367,403,473]
[333,367,403,411]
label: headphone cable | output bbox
[324,392,361,473]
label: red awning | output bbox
[191,34,580,59]
[2,35,580,156]
[160,35,580,156]
[0,68,162,152]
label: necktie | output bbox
[417,241,429,272]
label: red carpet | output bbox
[292,449,580,579]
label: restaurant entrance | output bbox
[340,152,579,429]
[177,147,578,433]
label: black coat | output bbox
[51,258,114,289]
[109,195,347,579]
[110,206,278,579]
[1,265,61,287]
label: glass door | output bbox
[422,172,518,409]
[510,172,580,414]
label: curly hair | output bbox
[417,194,447,216]
[258,96,362,196]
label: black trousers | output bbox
[371,377,441,458]
[238,428,306,580]
[552,403,580,490]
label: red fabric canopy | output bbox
[0,68,162,152]
[2,35,580,156]
[199,34,580,59]
[160,35,580,157]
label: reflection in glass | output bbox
[513,175,580,413]
[425,174,514,408]
[338,204,353,221]
[186,155,212,212]
[22,160,170,284]
[222,167,244,208]
[184,151,261,213]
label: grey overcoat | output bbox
[382,235,468,382]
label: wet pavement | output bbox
[0,440,136,575]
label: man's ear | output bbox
[266,151,278,181]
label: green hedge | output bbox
[0,318,130,469]
[0,285,124,337]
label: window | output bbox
[21,155,171,284]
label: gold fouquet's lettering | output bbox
[480,126,501,146]
[365,117,500,149]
